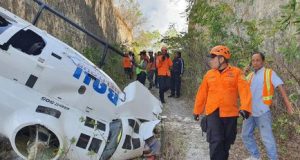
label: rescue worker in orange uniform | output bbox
[242,52,294,160]
[157,47,173,103]
[123,52,132,79]
[193,45,252,160]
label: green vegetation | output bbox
[132,30,161,53]
[162,0,300,158]
[115,0,146,32]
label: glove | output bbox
[193,114,200,121]
[239,110,250,120]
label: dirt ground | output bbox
[150,88,209,160]
[151,87,257,160]
[0,136,22,160]
[154,87,300,160]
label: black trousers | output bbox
[170,73,181,96]
[206,109,237,160]
[147,70,155,88]
[154,69,158,87]
[124,67,132,79]
[136,71,146,85]
[158,76,170,102]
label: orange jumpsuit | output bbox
[193,65,252,117]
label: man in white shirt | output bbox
[242,52,294,160]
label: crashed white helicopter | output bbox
[0,1,162,160]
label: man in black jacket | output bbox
[169,51,184,98]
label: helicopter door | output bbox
[0,25,49,87]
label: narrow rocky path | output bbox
[150,88,210,160]
[150,87,251,160]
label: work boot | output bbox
[160,98,166,103]
[175,95,180,98]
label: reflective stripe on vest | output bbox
[246,72,254,83]
[136,60,146,75]
[263,69,274,105]
[247,68,274,105]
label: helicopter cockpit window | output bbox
[0,15,11,34]
[0,15,10,26]
[76,133,90,149]
[0,29,45,55]
[100,119,122,160]
[132,138,141,149]
[88,138,102,153]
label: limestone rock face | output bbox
[216,0,290,52]
[189,0,291,55]
[209,0,288,20]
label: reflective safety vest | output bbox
[246,68,274,105]
[136,60,146,75]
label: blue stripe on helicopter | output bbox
[73,67,118,105]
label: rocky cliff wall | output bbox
[191,0,291,53]
[0,0,133,51]
[217,0,290,53]
[209,0,288,19]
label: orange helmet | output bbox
[210,45,231,59]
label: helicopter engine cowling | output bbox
[3,112,64,160]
